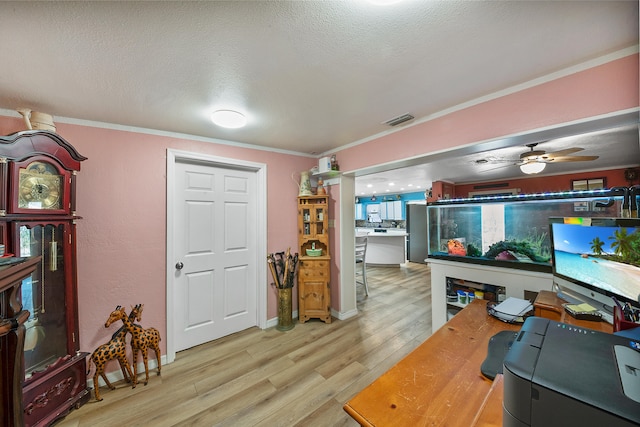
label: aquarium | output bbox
[427,189,625,272]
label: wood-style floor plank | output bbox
[56,262,431,427]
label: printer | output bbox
[503,317,640,427]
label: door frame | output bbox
[165,148,267,364]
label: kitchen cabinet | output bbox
[355,203,364,220]
[380,200,403,220]
[297,195,331,323]
[365,204,379,215]
[392,200,402,219]
[379,202,387,219]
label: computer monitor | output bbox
[549,217,640,317]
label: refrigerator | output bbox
[406,204,428,263]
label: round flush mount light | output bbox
[211,110,247,129]
[366,0,403,5]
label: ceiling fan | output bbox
[516,143,599,174]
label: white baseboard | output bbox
[87,355,166,389]
[265,309,299,328]
[334,307,358,320]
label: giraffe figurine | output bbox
[130,304,162,379]
[107,304,159,387]
[90,305,135,401]
[108,305,140,383]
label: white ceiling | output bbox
[0,1,638,193]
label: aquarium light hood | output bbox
[430,188,614,205]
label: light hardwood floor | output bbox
[56,262,431,427]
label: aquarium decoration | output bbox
[483,240,548,263]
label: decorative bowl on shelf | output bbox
[306,248,322,257]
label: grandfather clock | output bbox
[0,130,89,426]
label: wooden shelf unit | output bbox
[297,195,331,323]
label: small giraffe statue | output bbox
[90,305,135,401]
[126,304,162,386]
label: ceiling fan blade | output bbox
[545,147,584,157]
[547,155,599,163]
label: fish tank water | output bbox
[427,190,625,272]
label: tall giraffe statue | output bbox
[130,304,162,379]
[90,305,135,401]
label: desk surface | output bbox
[343,300,518,426]
[343,298,612,426]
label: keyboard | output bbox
[599,310,614,325]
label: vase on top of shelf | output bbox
[293,170,313,196]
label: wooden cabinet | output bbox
[0,130,89,427]
[297,195,331,323]
[0,257,40,427]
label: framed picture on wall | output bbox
[572,178,606,211]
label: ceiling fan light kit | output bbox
[514,143,599,175]
[520,162,546,174]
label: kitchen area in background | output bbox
[355,191,428,266]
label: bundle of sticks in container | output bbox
[267,248,298,289]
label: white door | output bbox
[172,159,258,352]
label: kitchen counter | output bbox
[357,229,407,266]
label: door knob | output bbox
[175,261,184,270]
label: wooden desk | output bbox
[533,290,613,333]
[344,298,613,426]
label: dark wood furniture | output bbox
[344,298,612,426]
[0,257,40,426]
[0,130,89,427]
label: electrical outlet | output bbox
[328,219,335,228]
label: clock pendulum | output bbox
[49,227,57,272]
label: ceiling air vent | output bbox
[382,113,415,127]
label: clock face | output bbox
[18,161,63,210]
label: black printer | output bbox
[503,317,640,427]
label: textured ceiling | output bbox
[0,1,638,190]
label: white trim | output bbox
[333,307,359,321]
[165,148,267,364]
[87,356,166,390]
[265,310,299,329]
[0,108,315,159]
[338,174,358,318]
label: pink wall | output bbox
[0,116,315,359]
[0,52,636,374]
[335,54,639,173]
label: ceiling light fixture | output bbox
[211,110,247,129]
[520,162,546,174]
[366,0,404,6]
